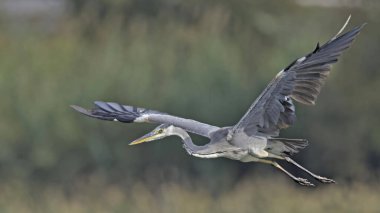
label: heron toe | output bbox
[316,176,336,184]
[296,178,315,187]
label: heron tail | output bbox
[266,138,308,157]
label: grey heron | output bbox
[71,17,365,186]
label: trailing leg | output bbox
[284,157,335,184]
[257,159,314,187]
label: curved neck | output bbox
[171,127,206,152]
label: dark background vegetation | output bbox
[0,0,379,212]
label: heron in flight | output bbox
[72,17,364,186]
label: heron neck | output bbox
[171,127,206,152]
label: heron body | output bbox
[157,125,264,162]
[170,126,297,161]
[72,17,365,186]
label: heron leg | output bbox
[284,157,335,184]
[257,159,314,187]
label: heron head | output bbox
[129,124,173,145]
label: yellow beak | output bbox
[129,132,160,145]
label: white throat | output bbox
[167,126,189,140]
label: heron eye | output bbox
[157,129,163,134]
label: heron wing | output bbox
[231,23,365,137]
[71,101,220,138]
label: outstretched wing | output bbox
[231,23,365,137]
[71,101,163,123]
[71,101,219,138]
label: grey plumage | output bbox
[71,101,164,123]
[71,101,218,137]
[266,138,309,156]
[72,18,365,186]
[231,23,365,137]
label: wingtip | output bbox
[353,22,367,31]
[94,101,103,105]
[70,104,82,111]
[333,15,352,39]
[70,104,92,116]
[344,15,368,30]
[331,15,366,41]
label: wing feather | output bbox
[232,22,365,137]
[71,101,219,138]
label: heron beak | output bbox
[129,132,161,145]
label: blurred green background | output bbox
[0,0,380,212]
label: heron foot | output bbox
[295,178,315,187]
[315,176,335,184]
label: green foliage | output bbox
[0,0,379,208]
[1,178,380,213]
